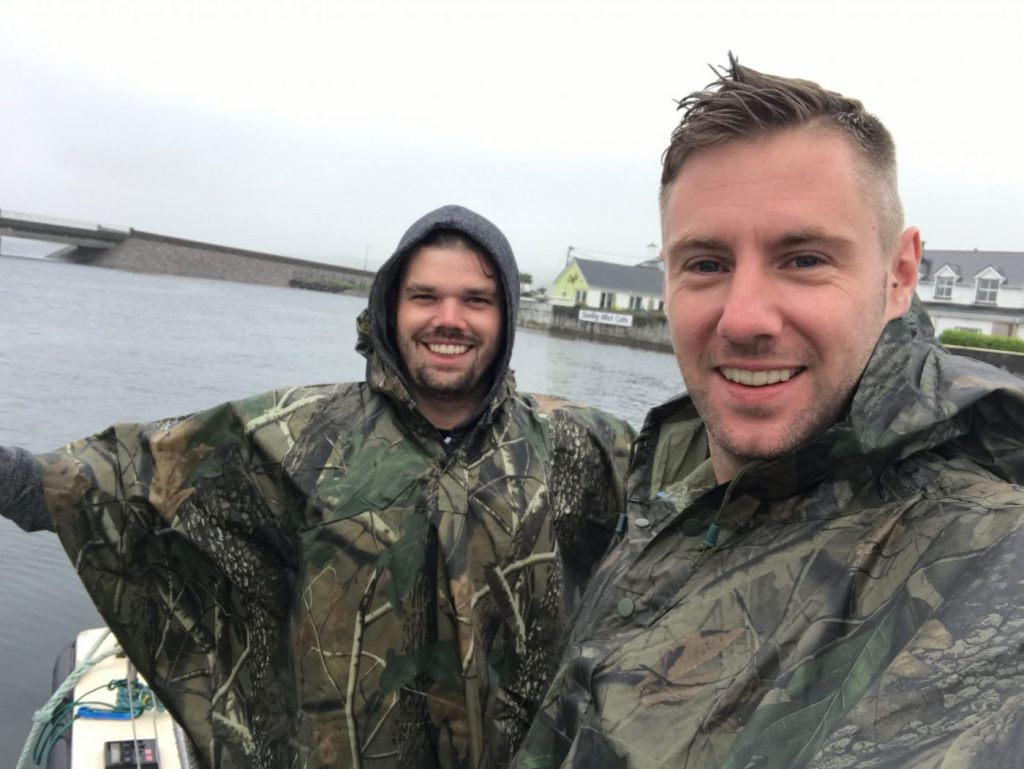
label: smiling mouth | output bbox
[720,367,801,387]
[426,342,470,355]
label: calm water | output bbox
[0,256,683,756]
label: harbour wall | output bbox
[519,303,1024,374]
[944,345,1024,377]
[57,232,373,291]
[49,238,1024,376]
[518,301,673,353]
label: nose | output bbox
[715,263,783,344]
[433,297,467,330]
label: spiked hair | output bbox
[660,54,904,249]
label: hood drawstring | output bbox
[690,462,757,569]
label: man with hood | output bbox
[0,204,634,769]
[513,58,1024,769]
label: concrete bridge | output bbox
[0,210,374,291]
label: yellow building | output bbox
[552,257,664,311]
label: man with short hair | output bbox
[0,204,634,769]
[514,58,1024,769]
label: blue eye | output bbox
[792,255,821,268]
[695,260,721,273]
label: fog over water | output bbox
[0,256,682,756]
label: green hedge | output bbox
[939,329,1024,354]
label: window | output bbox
[933,275,954,300]
[599,292,614,309]
[975,278,999,304]
[574,289,587,305]
[628,295,644,311]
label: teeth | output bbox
[720,367,798,386]
[428,343,469,355]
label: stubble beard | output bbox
[692,284,888,470]
[399,328,493,406]
[698,380,854,469]
[408,363,489,404]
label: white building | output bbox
[916,249,1024,338]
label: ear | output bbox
[659,247,671,318]
[884,226,922,321]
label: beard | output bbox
[698,382,854,464]
[406,363,491,403]
[396,325,498,408]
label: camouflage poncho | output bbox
[514,306,1024,769]
[28,337,632,769]
[5,205,635,769]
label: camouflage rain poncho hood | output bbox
[514,300,1024,769]
[362,203,521,422]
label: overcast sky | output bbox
[1,0,1021,284]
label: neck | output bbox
[710,452,741,484]
[415,395,485,430]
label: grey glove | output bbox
[0,446,52,532]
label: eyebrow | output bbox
[402,283,498,298]
[664,236,729,263]
[463,287,498,298]
[402,283,438,294]
[666,229,852,260]
[773,229,852,250]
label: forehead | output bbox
[661,128,879,249]
[400,244,498,288]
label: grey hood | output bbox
[364,204,520,415]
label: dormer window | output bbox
[972,266,1004,305]
[933,275,954,300]
[975,277,1000,304]
[931,265,958,301]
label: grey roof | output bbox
[920,249,1024,288]
[573,257,664,295]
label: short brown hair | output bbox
[660,54,904,249]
